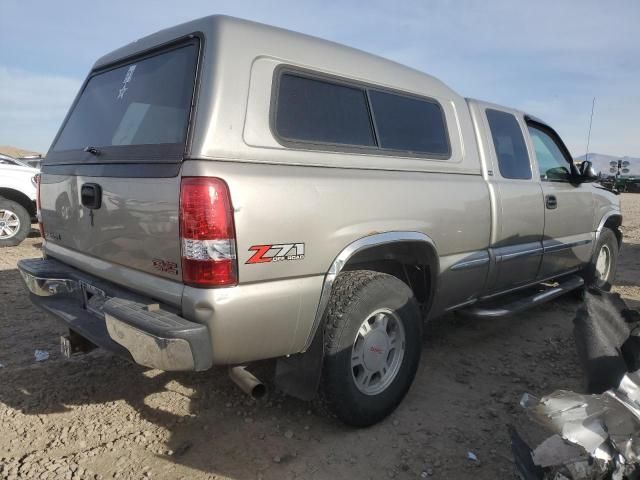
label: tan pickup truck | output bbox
[18,15,621,426]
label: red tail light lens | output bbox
[35,174,45,238]
[179,177,237,287]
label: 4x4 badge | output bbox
[246,243,305,264]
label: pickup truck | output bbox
[18,15,622,427]
[0,156,38,246]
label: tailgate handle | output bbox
[81,183,102,210]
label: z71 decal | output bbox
[246,243,305,264]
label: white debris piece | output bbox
[34,350,49,362]
[520,392,539,408]
[532,435,585,468]
[467,451,478,461]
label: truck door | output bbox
[526,122,594,278]
[481,107,545,293]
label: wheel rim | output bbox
[0,209,21,239]
[351,308,406,396]
[595,244,611,283]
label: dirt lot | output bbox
[1,194,639,480]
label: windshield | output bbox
[52,42,198,155]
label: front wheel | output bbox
[0,198,31,247]
[321,270,422,427]
[581,228,619,291]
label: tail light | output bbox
[179,177,238,287]
[35,174,44,238]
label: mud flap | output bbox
[574,288,640,393]
[274,327,324,401]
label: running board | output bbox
[460,275,584,318]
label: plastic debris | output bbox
[0,363,5,368]
[532,435,585,468]
[517,373,640,479]
[34,350,49,362]
[520,392,540,409]
[512,290,640,479]
[467,451,478,461]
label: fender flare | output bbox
[302,231,438,352]
[595,211,623,248]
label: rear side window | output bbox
[273,70,450,158]
[52,42,198,153]
[369,90,449,155]
[486,109,531,180]
[274,74,375,147]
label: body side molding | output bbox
[302,231,438,351]
[450,252,490,271]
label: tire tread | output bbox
[320,270,421,427]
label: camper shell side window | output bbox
[270,67,451,160]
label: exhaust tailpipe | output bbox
[228,366,267,400]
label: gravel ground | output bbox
[1,194,639,480]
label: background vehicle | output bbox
[0,153,35,168]
[18,16,621,426]
[18,155,43,170]
[0,159,38,247]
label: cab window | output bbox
[527,125,572,182]
[486,109,531,179]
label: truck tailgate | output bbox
[40,174,182,281]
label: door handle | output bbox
[81,183,102,210]
[545,194,557,210]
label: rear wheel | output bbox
[321,270,422,427]
[581,228,619,291]
[0,198,30,247]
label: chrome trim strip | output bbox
[303,231,438,351]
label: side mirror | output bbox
[578,160,599,182]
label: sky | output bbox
[1,0,638,157]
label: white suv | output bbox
[0,154,38,246]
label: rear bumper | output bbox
[17,258,213,371]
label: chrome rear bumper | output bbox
[20,273,78,297]
[18,258,213,371]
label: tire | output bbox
[0,198,31,247]
[321,270,422,427]
[580,228,619,291]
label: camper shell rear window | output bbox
[47,38,199,165]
